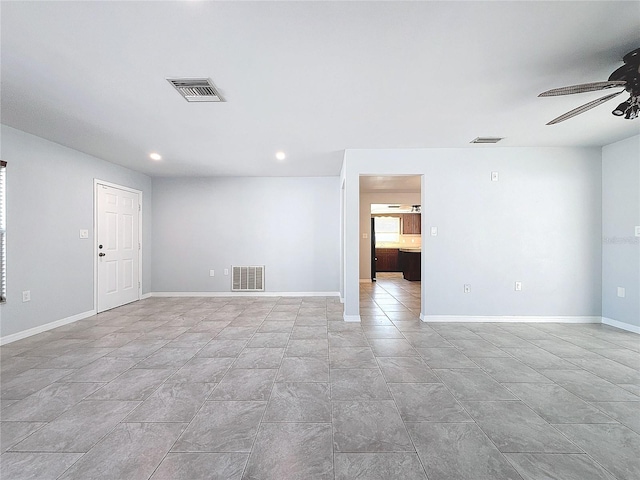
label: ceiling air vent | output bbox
[470,137,504,144]
[166,77,224,102]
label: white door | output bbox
[96,183,140,312]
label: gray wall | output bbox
[151,176,340,294]
[0,125,152,338]
[602,134,640,328]
[343,147,603,319]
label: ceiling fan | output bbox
[539,47,640,125]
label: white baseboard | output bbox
[344,314,361,322]
[602,317,640,334]
[149,291,340,298]
[0,309,96,346]
[141,292,153,300]
[420,315,602,324]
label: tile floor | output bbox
[1,274,639,479]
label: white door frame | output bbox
[93,179,143,313]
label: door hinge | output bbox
[138,204,141,212]
[138,281,141,289]
[138,242,141,250]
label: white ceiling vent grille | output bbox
[470,137,504,144]
[166,77,224,102]
[232,266,265,292]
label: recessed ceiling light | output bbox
[149,153,162,161]
[275,151,286,161]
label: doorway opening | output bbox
[359,175,422,323]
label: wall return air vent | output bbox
[166,77,224,102]
[470,137,504,144]
[232,266,265,292]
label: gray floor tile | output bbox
[263,382,331,422]
[565,356,640,385]
[415,347,476,368]
[501,347,581,370]
[150,452,248,480]
[285,339,328,357]
[233,348,284,369]
[540,369,640,402]
[389,383,472,422]
[60,357,137,383]
[246,333,290,347]
[504,383,617,424]
[448,338,510,357]
[106,339,168,358]
[216,326,259,340]
[209,368,276,401]
[433,368,517,400]
[368,338,417,357]
[475,331,533,348]
[328,330,369,347]
[0,421,46,452]
[330,369,391,400]
[124,383,215,422]
[461,400,583,453]
[167,357,234,383]
[527,338,594,357]
[377,357,440,383]
[554,423,640,480]
[471,357,553,383]
[58,422,185,480]
[590,401,640,434]
[276,357,329,382]
[0,452,82,480]
[291,326,327,339]
[87,368,174,401]
[504,453,616,480]
[407,422,522,480]
[257,322,295,333]
[329,347,378,369]
[197,339,247,357]
[334,452,428,480]
[1,368,75,400]
[362,326,404,339]
[0,382,103,422]
[332,400,412,452]
[166,332,217,348]
[589,348,640,370]
[133,347,199,369]
[243,423,333,480]
[402,330,452,348]
[173,401,265,452]
[10,400,139,453]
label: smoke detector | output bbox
[166,77,224,102]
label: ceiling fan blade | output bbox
[546,91,623,125]
[539,81,626,97]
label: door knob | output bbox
[99,253,106,257]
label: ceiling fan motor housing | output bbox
[609,48,640,119]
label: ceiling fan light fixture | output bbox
[612,100,630,116]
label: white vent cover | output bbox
[232,266,265,292]
[470,137,504,144]
[166,77,224,102]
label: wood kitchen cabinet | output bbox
[375,248,399,272]
[402,214,421,235]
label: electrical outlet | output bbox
[491,171,499,182]
[79,229,89,239]
[617,287,626,298]
[224,268,229,276]
[430,226,438,236]
[22,290,31,302]
[209,270,215,277]
[635,226,640,237]
[515,281,522,291]
[464,284,471,293]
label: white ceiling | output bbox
[2,1,639,177]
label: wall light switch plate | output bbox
[464,284,471,293]
[363,233,368,239]
[79,229,89,239]
[617,287,625,298]
[224,269,229,276]
[515,281,522,291]
[209,270,215,277]
[635,226,640,237]
[491,171,499,182]
[430,226,438,236]
[22,290,31,302]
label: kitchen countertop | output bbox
[399,248,421,253]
